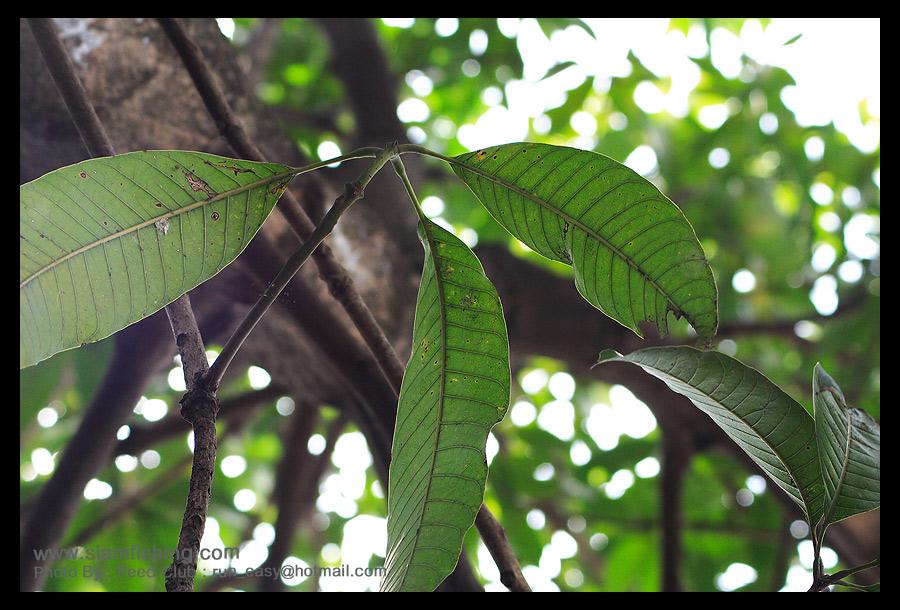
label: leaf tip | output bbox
[591,349,623,368]
[813,362,841,395]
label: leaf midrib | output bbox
[818,386,855,528]
[394,217,450,590]
[448,148,685,313]
[642,353,819,522]
[20,165,299,290]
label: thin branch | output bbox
[206,146,398,388]
[163,294,220,592]
[26,18,115,159]
[156,17,406,391]
[165,293,210,391]
[815,557,880,592]
[165,385,219,592]
[474,506,532,592]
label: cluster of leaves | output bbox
[238,17,880,590]
[20,139,722,589]
[376,20,878,389]
[21,18,878,592]
[241,16,879,412]
[20,137,878,591]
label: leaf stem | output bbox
[205,144,399,390]
[396,142,456,165]
[290,147,384,176]
[395,143,493,179]
[389,155,426,221]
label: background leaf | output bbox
[813,363,880,529]
[20,151,294,368]
[382,216,510,592]
[450,143,718,344]
[596,346,825,527]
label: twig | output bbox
[26,18,115,159]
[156,17,406,391]
[163,294,220,592]
[206,146,398,388]
[809,557,880,592]
[474,506,532,592]
[165,294,210,390]
[164,385,219,591]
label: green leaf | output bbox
[596,346,825,527]
[382,217,510,592]
[20,151,295,369]
[450,143,718,344]
[813,363,880,529]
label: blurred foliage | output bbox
[21,18,878,591]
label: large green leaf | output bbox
[450,143,717,344]
[382,216,510,592]
[596,346,825,527]
[20,151,295,368]
[813,364,880,529]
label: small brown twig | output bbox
[475,505,532,592]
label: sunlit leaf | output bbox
[450,143,718,344]
[20,151,295,368]
[382,216,510,592]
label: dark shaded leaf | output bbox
[596,346,825,526]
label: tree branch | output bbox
[205,147,397,390]
[163,293,220,592]
[165,293,210,390]
[475,506,532,592]
[165,386,219,592]
[25,18,112,155]
[157,17,406,392]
